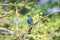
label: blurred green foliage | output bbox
[0,0,60,40]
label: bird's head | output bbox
[28,15,31,17]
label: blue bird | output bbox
[27,15,33,34]
[27,15,33,25]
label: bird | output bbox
[27,15,33,34]
[27,15,33,26]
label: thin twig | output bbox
[0,12,15,19]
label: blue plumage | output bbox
[27,15,33,25]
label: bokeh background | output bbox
[0,0,60,40]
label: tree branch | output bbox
[0,12,15,19]
[28,11,60,34]
[0,27,14,34]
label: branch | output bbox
[0,27,14,34]
[28,11,60,34]
[34,11,60,26]
[0,12,15,19]
[0,3,15,6]
[0,2,38,6]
